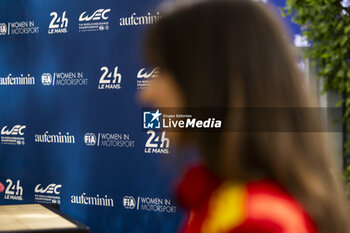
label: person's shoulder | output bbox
[201,179,318,233]
[176,165,318,233]
[237,179,318,233]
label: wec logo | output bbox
[35,184,62,195]
[1,125,26,136]
[137,67,159,90]
[137,67,159,79]
[79,9,111,22]
[34,184,62,204]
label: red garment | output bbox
[176,165,318,233]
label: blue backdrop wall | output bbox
[0,1,301,232]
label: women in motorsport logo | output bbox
[123,195,176,213]
[41,72,87,86]
[84,132,135,147]
[5,21,39,35]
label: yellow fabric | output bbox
[202,182,246,233]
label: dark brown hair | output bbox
[145,0,350,232]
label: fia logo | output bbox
[1,125,26,136]
[41,73,52,86]
[0,23,7,35]
[145,130,170,154]
[84,133,96,146]
[35,184,62,195]
[4,179,23,201]
[137,67,159,79]
[123,196,136,209]
[143,110,161,129]
[79,9,111,22]
[48,11,68,34]
[98,66,122,90]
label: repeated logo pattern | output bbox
[0,1,302,232]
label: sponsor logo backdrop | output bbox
[0,0,300,232]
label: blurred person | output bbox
[139,0,350,232]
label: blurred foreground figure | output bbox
[140,0,350,232]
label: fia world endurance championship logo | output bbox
[143,109,161,129]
